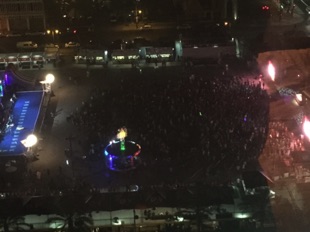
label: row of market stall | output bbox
[74,47,176,65]
[0,52,49,70]
[0,44,237,70]
[74,42,236,66]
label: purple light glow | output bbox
[243,115,247,122]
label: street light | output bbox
[135,0,140,29]
[21,134,38,160]
[40,73,55,93]
[21,134,38,148]
[46,29,59,43]
[45,73,55,83]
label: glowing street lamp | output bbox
[40,73,55,93]
[303,117,310,140]
[21,134,38,159]
[21,134,38,148]
[45,73,55,83]
[47,29,59,42]
[268,60,275,81]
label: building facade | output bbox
[173,0,238,22]
[0,0,46,33]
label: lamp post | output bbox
[135,0,140,29]
[40,73,55,94]
[21,134,38,159]
[46,29,59,43]
[133,209,137,232]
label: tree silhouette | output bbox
[0,216,33,232]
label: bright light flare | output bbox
[267,61,275,81]
[234,213,251,219]
[117,127,127,140]
[296,93,302,102]
[303,117,310,140]
[21,134,38,148]
[45,73,55,83]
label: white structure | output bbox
[142,47,174,61]
[75,49,107,65]
[111,49,140,64]
[0,0,46,33]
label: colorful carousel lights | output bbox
[104,139,141,171]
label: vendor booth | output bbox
[18,53,32,69]
[0,54,6,70]
[111,49,140,64]
[5,53,19,66]
[144,47,174,62]
[31,52,45,68]
[74,49,106,65]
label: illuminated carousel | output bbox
[104,127,141,171]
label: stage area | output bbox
[0,91,44,156]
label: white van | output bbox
[16,41,38,49]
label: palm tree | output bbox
[46,213,93,232]
[0,216,33,232]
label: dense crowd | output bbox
[260,121,305,177]
[69,69,270,183]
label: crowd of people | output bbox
[69,68,270,184]
[260,120,306,177]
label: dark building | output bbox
[0,0,46,33]
[173,0,238,22]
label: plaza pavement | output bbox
[21,61,184,190]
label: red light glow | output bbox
[268,61,275,81]
[303,117,310,140]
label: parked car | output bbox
[6,32,22,37]
[140,24,152,30]
[44,43,59,48]
[65,42,80,48]
[16,41,38,49]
